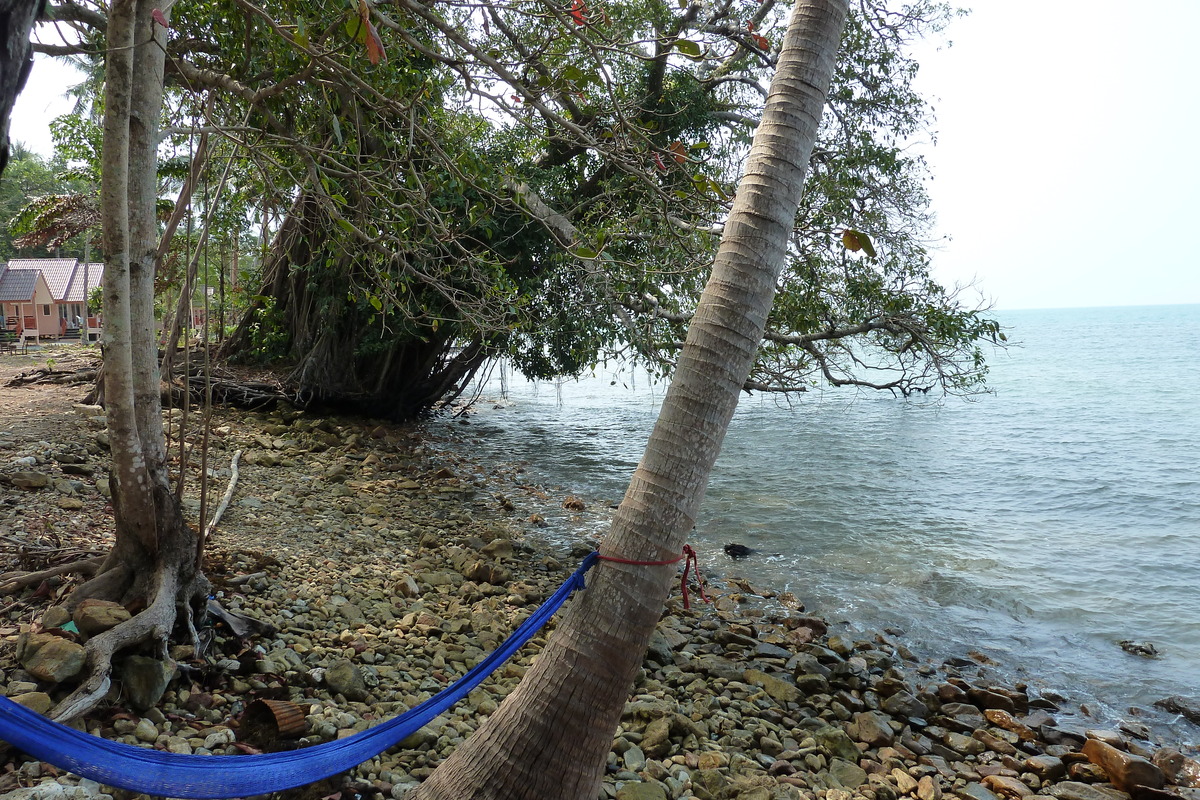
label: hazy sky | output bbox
[10,1,1200,310]
[910,0,1200,310]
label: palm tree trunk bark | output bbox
[410,2,850,798]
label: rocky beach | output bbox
[1,347,1199,800]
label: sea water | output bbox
[432,304,1200,737]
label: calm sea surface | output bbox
[432,304,1200,737]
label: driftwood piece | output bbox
[204,449,242,539]
[7,348,296,410]
[5,363,100,388]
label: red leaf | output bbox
[668,141,688,164]
[151,8,170,28]
[750,33,769,49]
[569,0,587,25]
[652,152,666,171]
[365,22,386,64]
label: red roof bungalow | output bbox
[0,263,56,339]
[0,259,103,340]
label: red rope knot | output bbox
[596,544,710,610]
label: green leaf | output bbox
[672,39,703,60]
[336,218,355,234]
[573,246,598,259]
[369,294,383,311]
[344,10,368,44]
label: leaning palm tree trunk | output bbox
[410,2,851,798]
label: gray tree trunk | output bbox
[51,0,206,723]
[0,0,42,176]
[410,2,850,798]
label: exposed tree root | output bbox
[50,563,208,723]
[4,367,99,387]
[64,562,134,611]
[50,568,179,722]
[4,353,102,389]
[0,555,105,596]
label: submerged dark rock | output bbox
[1121,640,1160,658]
[724,543,754,559]
[1155,696,1200,725]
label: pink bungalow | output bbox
[0,263,56,340]
[0,259,104,340]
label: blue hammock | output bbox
[0,552,598,798]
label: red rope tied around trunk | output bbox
[596,544,710,609]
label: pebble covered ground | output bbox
[1,348,1200,800]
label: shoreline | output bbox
[415,407,1200,753]
[0,354,1198,800]
[425,380,1200,747]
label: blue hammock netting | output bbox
[0,552,599,798]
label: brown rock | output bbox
[986,709,1039,741]
[73,599,131,636]
[463,561,511,585]
[893,768,920,795]
[41,606,72,629]
[640,717,672,759]
[743,669,800,704]
[852,710,896,748]
[481,539,515,559]
[919,776,944,800]
[983,775,1033,799]
[1044,781,1131,800]
[11,692,53,714]
[8,471,51,489]
[1025,756,1068,782]
[394,575,421,598]
[975,728,1019,756]
[23,637,86,682]
[14,632,58,663]
[938,683,970,704]
[1083,739,1165,793]
[1153,749,1200,787]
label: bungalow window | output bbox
[43,304,51,316]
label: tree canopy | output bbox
[28,0,1000,418]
